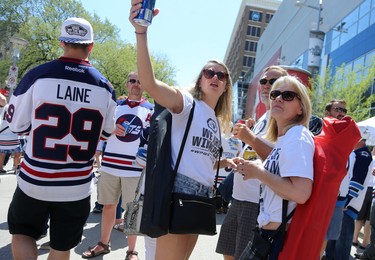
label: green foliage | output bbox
[0,0,177,99]
[310,61,375,122]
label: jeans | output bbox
[326,213,354,259]
[173,173,212,197]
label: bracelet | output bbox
[135,31,147,35]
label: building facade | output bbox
[249,0,375,118]
[224,0,281,121]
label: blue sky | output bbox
[80,0,242,87]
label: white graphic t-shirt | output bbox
[258,125,314,227]
[233,111,269,202]
[217,135,242,184]
[170,92,221,187]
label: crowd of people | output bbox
[3,3,375,260]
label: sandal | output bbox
[82,241,110,259]
[113,223,124,232]
[125,250,138,260]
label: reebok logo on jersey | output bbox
[65,66,85,73]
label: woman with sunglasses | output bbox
[129,2,233,260]
[234,76,314,259]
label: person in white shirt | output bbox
[216,66,288,260]
[234,76,314,259]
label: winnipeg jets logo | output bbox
[207,118,218,133]
[117,114,143,142]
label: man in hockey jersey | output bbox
[82,72,153,260]
[327,128,373,259]
[6,17,116,260]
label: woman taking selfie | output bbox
[129,2,234,259]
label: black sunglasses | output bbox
[333,107,347,114]
[128,79,140,84]
[270,90,300,101]
[259,78,278,85]
[202,69,228,81]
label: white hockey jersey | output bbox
[7,57,117,201]
[101,98,153,177]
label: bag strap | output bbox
[132,168,146,202]
[172,101,195,176]
[273,199,294,247]
[213,124,223,189]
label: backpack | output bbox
[140,103,173,238]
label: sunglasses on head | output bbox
[128,79,140,84]
[259,78,278,85]
[202,69,228,81]
[269,90,300,101]
[333,107,347,114]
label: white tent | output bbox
[357,116,375,146]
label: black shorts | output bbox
[8,186,91,251]
[357,186,373,221]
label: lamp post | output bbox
[296,0,325,79]
[6,37,28,98]
[296,0,323,30]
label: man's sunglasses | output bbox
[202,69,228,81]
[259,78,278,85]
[333,107,347,114]
[269,90,300,101]
[128,79,140,84]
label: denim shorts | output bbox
[0,145,23,154]
[173,173,213,198]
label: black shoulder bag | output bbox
[239,200,294,260]
[169,104,222,235]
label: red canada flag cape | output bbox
[279,116,361,260]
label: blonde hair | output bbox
[264,76,312,142]
[189,60,233,134]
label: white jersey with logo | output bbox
[233,111,270,202]
[7,57,117,202]
[170,92,221,187]
[0,105,21,150]
[217,135,242,184]
[101,98,153,177]
[258,125,314,227]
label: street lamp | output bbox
[6,37,28,98]
[295,0,323,31]
[296,0,325,79]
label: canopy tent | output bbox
[357,116,375,146]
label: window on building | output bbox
[249,11,263,22]
[244,40,257,52]
[358,13,370,33]
[247,25,251,36]
[360,0,371,18]
[370,8,375,25]
[265,13,273,23]
[242,56,254,67]
[250,41,257,52]
[247,26,261,37]
[365,49,375,67]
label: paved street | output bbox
[0,159,225,260]
[0,158,363,259]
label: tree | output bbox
[0,0,176,98]
[310,61,375,122]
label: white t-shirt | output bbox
[233,111,269,202]
[258,125,314,227]
[217,134,242,184]
[170,92,221,187]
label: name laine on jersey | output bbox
[57,84,91,103]
[65,65,85,73]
